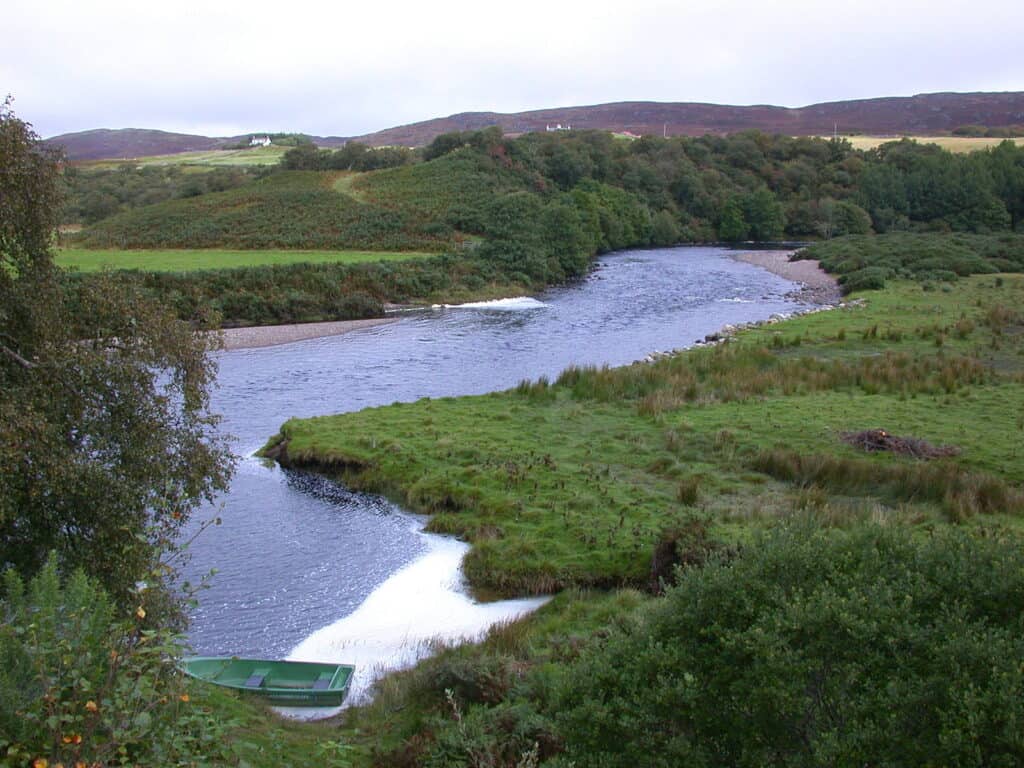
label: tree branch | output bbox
[1,341,35,369]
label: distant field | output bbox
[57,247,432,273]
[78,146,288,170]
[840,135,1024,153]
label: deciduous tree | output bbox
[0,100,232,608]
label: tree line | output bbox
[72,128,1024,248]
[66,126,1024,328]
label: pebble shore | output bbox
[634,248,847,363]
[730,249,842,305]
[218,317,396,351]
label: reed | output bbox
[751,448,1023,521]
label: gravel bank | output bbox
[218,318,396,351]
[731,249,842,304]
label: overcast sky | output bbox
[5,0,1022,139]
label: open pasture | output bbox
[77,145,288,170]
[56,247,431,273]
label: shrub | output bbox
[750,447,1021,519]
[0,556,230,766]
[798,232,1024,291]
[552,523,1024,767]
[839,265,890,292]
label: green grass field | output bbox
[56,247,432,273]
[77,145,289,170]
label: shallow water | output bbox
[183,246,813,687]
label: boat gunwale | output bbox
[181,656,355,704]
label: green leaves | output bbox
[0,557,233,765]
[553,524,1024,767]
[2,104,234,611]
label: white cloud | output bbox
[5,0,1023,137]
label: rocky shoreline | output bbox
[634,248,846,363]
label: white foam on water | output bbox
[278,532,549,718]
[443,296,547,311]
[717,297,756,303]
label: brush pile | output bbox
[841,429,961,459]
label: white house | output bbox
[249,136,272,147]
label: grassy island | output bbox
[262,272,1024,594]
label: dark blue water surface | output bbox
[184,247,813,656]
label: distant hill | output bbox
[351,92,1024,146]
[46,91,1024,159]
[45,128,229,160]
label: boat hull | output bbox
[181,656,354,707]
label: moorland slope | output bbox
[46,91,1024,159]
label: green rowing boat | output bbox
[181,657,355,707]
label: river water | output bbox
[182,246,813,700]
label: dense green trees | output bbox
[282,140,413,171]
[0,101,233,608]
[716,196,748,241]
[857,139,1022,233]
[985,139,1024,230]
[457,129,1021,244]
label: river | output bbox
[182,246,816,702]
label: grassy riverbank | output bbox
[262,273,1024,594]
